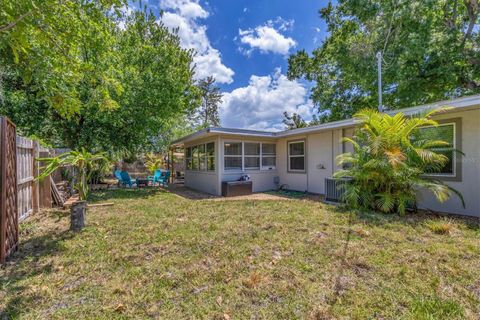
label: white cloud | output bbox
[220,69,315,131]
[160,0,234,83]
[239,18,296,55]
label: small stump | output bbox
[70,200,87,231]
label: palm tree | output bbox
[37,148,109,201]
[334,108,464,215]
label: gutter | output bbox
[170,94,480,145]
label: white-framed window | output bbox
[224,142,242,170]
[186,146,192,170]
[261,143,276,170]
[223,141,277,171]
[414,123,456,176]
[191,145,199,170]
[185,142,215,171]
[288,140,305,172]
[198,144,206,171]
[244,142,260,169]
[206,142,215,171]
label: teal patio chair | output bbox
[148,169,170,187]
[148,170,162,186]
[115,170,129,187]
[119,170,136,187]
[158,170,170,187]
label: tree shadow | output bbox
[88,187,168,202]
[0,220,75,318]
[330,205,480,229]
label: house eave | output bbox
[170,94,480,146]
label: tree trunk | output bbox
[70,200,87,231]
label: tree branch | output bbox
[0,10,33,33]
[461,0,479,47]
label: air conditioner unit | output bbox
[324,177,351,202]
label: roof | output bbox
[171,94,480,146]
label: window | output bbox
[224,142,242,170]
[185,142,215,171]
[206,142,215,171]
[244,143,260,169]
[261,143,276,170]
[224,141,277,171]
[288,141,305,172]
[191,145,199,170]
[198,144,206,171]
[415,123,455,176]
[185,147,192,170]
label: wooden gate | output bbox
[0,117,19,264]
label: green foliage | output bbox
[0,4,200,153]
[144,153,164,174]
[288,0,480,122]
[37,148,109,200]
[193,76,222,128]
[0,0,125,116]
[426,219,455,235]
[282,112,323,130]
[408,296,464,319]
[283,111,307,129]
[334,108,464,215]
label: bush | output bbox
[335,108,464,215]
[426,219,455,235]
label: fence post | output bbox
[38,149,52,209]
[0,117,19,264]
[0,117,5,264]
[32,141,40,213]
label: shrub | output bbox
[426,220,455,235]
[335,108,464,215]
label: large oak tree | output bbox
[288,0,480,122]
[1,2,199,153]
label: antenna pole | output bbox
[376,51,383,112]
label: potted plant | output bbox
[37,148,109,231]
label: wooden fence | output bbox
[0,117,19,264]
[1,116,52,264]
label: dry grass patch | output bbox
[0,188,479,319]
[426,219,456,235]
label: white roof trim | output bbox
[171,94,480,145]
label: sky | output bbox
[129,0,331,131]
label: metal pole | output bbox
[376,51,383,112]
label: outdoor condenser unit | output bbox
[324,177,351,202]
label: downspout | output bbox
[331,130,334,177]
[306,135,309,193]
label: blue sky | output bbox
[130,0,331,130]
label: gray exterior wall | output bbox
[218,135,278,194]
[181,106,480,217]
[415,108,480,217]
[183,136,220,196]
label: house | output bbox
[171,95,480,217]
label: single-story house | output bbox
[171,95,480,217]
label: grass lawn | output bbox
[1,188,479,319]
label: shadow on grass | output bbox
[0,211,75,318]
[88,187,168,202]
[331,204,480,229]
[264,190,314,200]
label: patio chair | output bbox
[119,170,137,188]
[157,170,170,187]
[147,169,162,186]
[114,170,125,187]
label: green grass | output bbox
[1,188,479,319]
